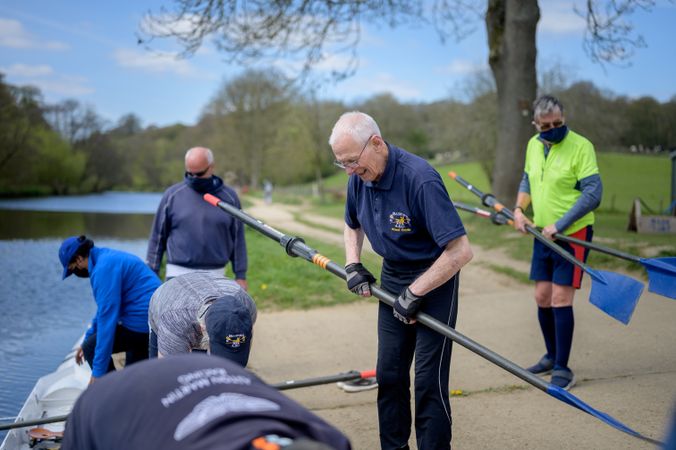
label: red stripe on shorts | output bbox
[569,227,589,289]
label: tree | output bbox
[142,0,658,204]
[0,75,46,171]
[201,69,293,187]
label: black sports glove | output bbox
[393,287,423,324]
[345,263,376,296]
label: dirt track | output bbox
[245,198,676,449]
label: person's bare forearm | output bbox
[344,224,365,265]
[409,235,473,296]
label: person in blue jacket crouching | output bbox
[59,235,161,384]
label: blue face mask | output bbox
[539,124,568,144]
[185,173,216,194]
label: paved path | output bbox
[245,198,676,449]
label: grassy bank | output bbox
[227,229,382,311]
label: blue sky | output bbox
[1,1,674,128]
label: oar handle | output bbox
[447,174,594,276]
[203,193,550,394]
[0,414,68,431]
[272,370,364,390]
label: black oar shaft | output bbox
[551,233,641,263]
[452,201,492,218]
[204,194,550,393]
[0,414,68,431]
[449,173,595,275]
[272,370,363,390]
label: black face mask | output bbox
[73,267,90,278]
[185,173,216,194]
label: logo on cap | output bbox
[226,334,248,348]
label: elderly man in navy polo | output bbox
[329,111,473,450]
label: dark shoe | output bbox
[551,368,576,391]
[336,377,378,393]
[526,355,554,375]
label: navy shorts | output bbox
[530,226,593,288]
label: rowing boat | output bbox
[0,340,90,450]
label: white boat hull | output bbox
[0,341,90,450]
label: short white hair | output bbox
[328,111,381,147]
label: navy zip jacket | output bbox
[146,176,247,279]
[85,247,161,377]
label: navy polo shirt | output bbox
[345,143,466,262]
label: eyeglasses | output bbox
[333,135,373,170]
[533,119,564,132]
[185,166,211,178]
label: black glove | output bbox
[345,263,376,296]
[393,287,423,324]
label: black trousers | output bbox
[82,324,149,374]
[377,259,459,450]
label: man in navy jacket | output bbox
[146,147,248,289]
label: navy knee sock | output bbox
[537,307,556,361]
[553,306,574,370]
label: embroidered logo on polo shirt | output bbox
[389,212,412,232]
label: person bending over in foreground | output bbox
[61,354,352,450]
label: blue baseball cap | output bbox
[204,296,254,367]
[59,236,84,279]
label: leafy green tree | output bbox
[202,69,293,187]
[33,127,86,194]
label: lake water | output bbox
[0,192,161,439]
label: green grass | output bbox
[226,228,382,311]
[596,152,670,213]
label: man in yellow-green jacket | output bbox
[513,94,603,391]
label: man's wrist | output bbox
[514,206,524,213]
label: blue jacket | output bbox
[85,247,160,377]
[146,177,247,279]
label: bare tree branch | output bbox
[577,0,655,66]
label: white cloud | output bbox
[437,59,485,76]
[539,1,586,35]
[32,78,95,96]
[335,72,422,100]
[0,18,69,50]
[0,63,54,77]
[113,48,205,77]
[139,12,201,37]
[1,61,93,97]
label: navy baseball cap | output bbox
[204,296,253,367]
[59,236,83,280]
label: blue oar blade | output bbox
[546,385,661,444]
[589,270,644,325]
[640,257,676,299]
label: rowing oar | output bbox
[272,369,376,391]
[203,192,662,446]
[453,199,676,300]
[0,369,377,432]
[453,200,512,225]
[448,172,645,325]
[0,414,68,431]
